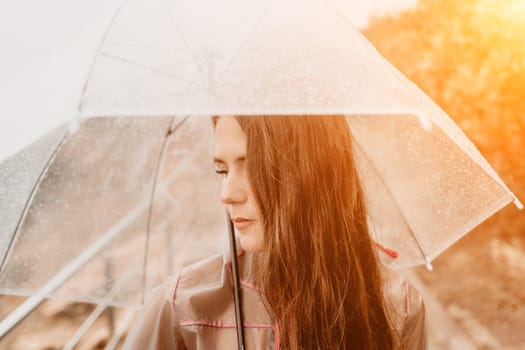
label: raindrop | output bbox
[69,119,81,134]
[425,257,433,271]
[418,116,432,131]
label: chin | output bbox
[239,235,262,252]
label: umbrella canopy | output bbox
[0,0,521,307]
[80,0,439,117]
[0,0,123,162]
[0,116,227,307]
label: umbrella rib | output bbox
[103,43,189,52]
[98,52,196,82]
[332,2,520,210]
[0,159,193,338]
[104,309,137,350]
[77,0,131,113]
[213,14,256,51]
[64,236,157,350]
[165,0,205,49]
[349,126,431,267]
[0,129,70,272]
[329,4,423,107]
[164,3,208,83]
[142,115,190,304]
[215,4,272,81]
[208,2,270,73]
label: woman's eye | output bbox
[215,169,228,177]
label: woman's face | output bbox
[213,116,263,252]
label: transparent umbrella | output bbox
[0,0,521,321]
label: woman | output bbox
[124,115,426,349]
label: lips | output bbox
[231,217,253,229]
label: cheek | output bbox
[245,185,260,212]
[245,223,264,252]
[248,195,262,218]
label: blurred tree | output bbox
[363,0,525,241]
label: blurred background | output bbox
[364,1,525,349]
[0,0,524,349]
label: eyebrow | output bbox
[213,156,245,165]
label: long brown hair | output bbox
[219,115,396,349]
[213,116,397,350]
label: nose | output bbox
[220,172,247,206]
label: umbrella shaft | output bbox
[227,212,245,350]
